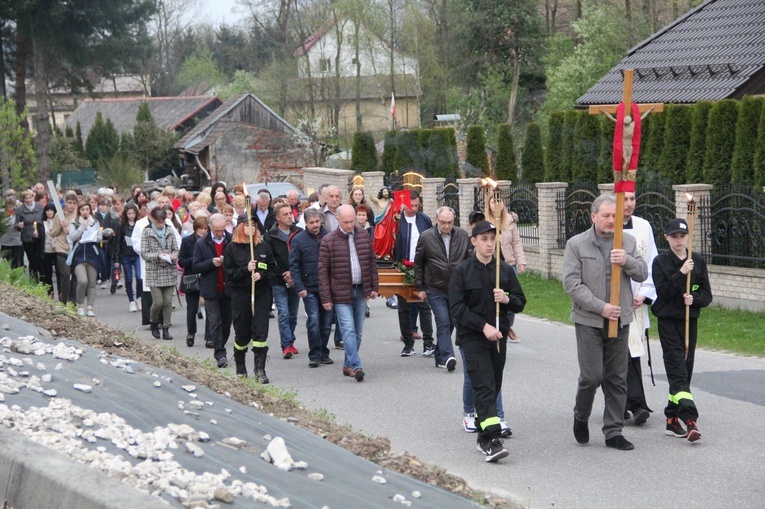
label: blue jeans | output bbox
[426,288,455,364]
[461,349,505,419]
[334,286,367,370]
[272,284,299,350]
[120,253,141,302]
[304,292,332,361]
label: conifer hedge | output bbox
[559,110,578,181]
[380,130,397,174]
[466,125,489,176]
[545,112,564,181]
[658,104,692,183]
[642,111,665,171]
[686,101,712,183]
[571,112,600,183]
[730,96,764,185]
[350,131,378,172]
[598,115,613,184]
[754,100,765,189]
[521,123,545,184]
[393,130,421,170]
[703,99,739,186]
[495,124,517,182]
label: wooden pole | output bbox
[493,187,503,352]
[245,190,256,315]
[684,197,696,354]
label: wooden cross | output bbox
[589,69,663,337]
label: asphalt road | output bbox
[94,284,765,509]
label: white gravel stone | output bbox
[224,408,232,414]
[43,389,57,397]
[0,393,5,402]
[153,381,162,387]
[74,384,92,393]
[372,475,387,484]
[41,374,52,383]
[222,437,247,449]
[54,363,63,371]
[187,400,204,410]
[239,466,247,474]
[185,442,205,458]
[52,342,82,361]
[198,432,210,443]
[182,385,196,392]
[209,419,217,425]
[411,490,421,498]
[36,362,46,371]
[308,473,324,481]
[261,437,307,471]
[393,494,406,503]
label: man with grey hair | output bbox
[297,183,329,229]
[563,194,648,451]
[193,213,233,368]
[322,185,342,232]
[254,192,275,235]
[414,206,471,366]
[286,189,300,223]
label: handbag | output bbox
[65,242,79,266]
[181,273,201,292]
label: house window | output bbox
[320,58,331,72]
[351,57,358,65]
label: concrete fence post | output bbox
[674,184,713,256]
[535,182,568,278]
[457,178,481,230]
[421,177,445,219]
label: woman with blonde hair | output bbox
[141,206,180,340]
[224,214,276,381]
[497,202,527,343]
[67,202,105,317]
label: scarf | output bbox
[151,223,167,249]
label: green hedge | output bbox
[730,96,764,185]
[350,131,378,172]
[495,124,517,182]
[686,101,712,183]
[466,125,489,176]
[703,99,739,186]
[545,112,564,181]
[658,104,692,183]
[521,123,545,184]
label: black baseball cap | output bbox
[664,218,689,235]
[468,210,485,224]
[471,220,496,237]
[237,213,255,225]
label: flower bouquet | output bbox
[395,259,415,285]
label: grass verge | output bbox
[518,271,765,357]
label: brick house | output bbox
[174,93,315,189]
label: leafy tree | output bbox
[425,129,455,179]
[132,104,177,174]
[218,70,261,101]
[686,101,712,183]
[64,125,74,139]
[598,115,614,184]
[559,110,578,181]
[545,111,564,181]
[350,131,378,173]
[98,154,144,195]
[85,112,120,169]
[658,105,692,183]
[571,112,600,183]
[466,125,489,176]
[730,96,765,185]
[703,99,739,187]
[380,130,397,175]
[754,100,765,189]
[50,134,90,172]
[642,111,665,171]
[495,124,517,182]
[521,123,545,184]
[0,99,37,190]
[176,45,227,92]
[393,130,421,171]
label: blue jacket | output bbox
[393,212,432,263]
[288,226,327,294]
[192,232,233,298]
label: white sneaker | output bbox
[117,282,124,289]
[129,301,137,313]
[500,420,512,438]
[100,282,108,290]
[77,308,85,316]
[86,307,95,317]
[463,412,477,433]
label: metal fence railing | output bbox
[556,182,599,248]
[473,183,539,245]
[436,180,461,227]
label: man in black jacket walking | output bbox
[289,208,332,367]
[449,221,526,462]
[193,214,233,368]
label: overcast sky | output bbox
[199,0,244,26]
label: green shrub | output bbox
[466,125,489,176]
[686,101,712,183]
[393,130,421,171]
[703,99,739,186]
[350,131,378,172]
[521,123,545,184]
[598,115,614,183]
[754,100,765,188]
[545,112,564,181]
[642,110,665,171]
[730,96,764,185]
[559,110,578,181]
[571,111,600,183]
[495,124,517,182]
[85,112,120,167]
[380,130,397,174]
[425,129,456,178]
[658,104,692,183]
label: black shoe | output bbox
[335,341,345,350]
[353,368,365,382]
[150,323,160,339]
[197,311,203,320]
[319,357,334,365]
[574,417,589,445]
[400,347,415,357]
[216,357,228,369]
[186,334,194,347]
[665,417,688,438]
[685,420,702,442]
[445,356,457,372]
[478,438,509,463]
[110,283,117,294]
[309,359,320,368]
[632,408,650,426]
[605,435,634,450]
[205,341,214,349]
[365,306,370,318]
[162,328,173,340]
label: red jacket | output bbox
[318,225,379,305]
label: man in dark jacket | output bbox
[415,206,471,371]
[193,214,233,368]
[449,221,526,462]
[318,205,379,382]
[265,202,302,359]
[289,208,332,367]
[392,191,434,357]
[254,192,275,235]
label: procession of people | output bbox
[1,178,711,464]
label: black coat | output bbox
[253,206,276,236]
[651,251,712,320]
[178,233,202,279]
[112,221,137,262]
[264,223,301,286]
[224,240,276,293]
[192,232,233,298]
[288,226,327,294]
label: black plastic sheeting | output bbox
[0,312,482,509]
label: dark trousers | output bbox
[626,355,652,414]
[56,253,72,304]
[141,287,153,325]
[206,293,232,362]
[22,241,41,282]
[2,245,24,269]
[461,339,506,442]
[41,252,60,296]
[397,295,434,349]
[185,291,201,336]
[574,321,629,439]
[658,317,699,422]
[304,292,332,361]
[232,287,271,349]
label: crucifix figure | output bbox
[589,68,663,337]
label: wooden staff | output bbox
[492,187,503,353]
[244,186,256,315]
[684,195,696,354]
